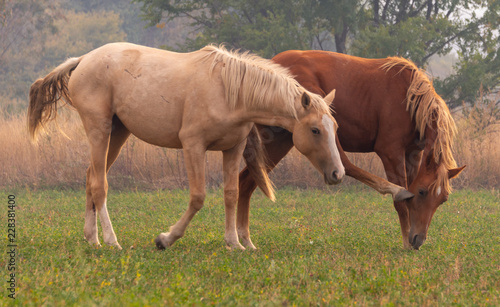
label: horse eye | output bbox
[418,189,428,197]
[312,128,320,135]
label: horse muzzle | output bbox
[409,233,426,250]
[324,169,344,185]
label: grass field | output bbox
[1,188,499,306]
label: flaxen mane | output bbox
[381,58,458,194]
[200,45,330,118]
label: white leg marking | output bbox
[84,202,100,245]
[99,198,121,249]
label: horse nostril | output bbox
[411,234,423,250]
[332,170,339,180]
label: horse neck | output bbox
[241,101,301,132]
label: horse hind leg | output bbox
[84,166,100,246]
[84,117,130,247]
[238,127,294,249]
[222,140,248,250]
[83,114,125,249]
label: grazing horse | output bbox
[28,43,347,250]
[238,50,465,250]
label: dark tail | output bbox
[28,57,81,141]
[243,126,276,201]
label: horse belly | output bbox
[114,93,184,148]
[205,124,253,151]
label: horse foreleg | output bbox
[237,172,258,249]
[377,151,412,249]
[155,144,206,249]
[237,127,294,249]
[222,141,247,250]
[335,136,412,201]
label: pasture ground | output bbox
[1,188,499,306]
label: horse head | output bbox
[406,152,466,249]
[292,89,345,185]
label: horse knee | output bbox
[224,189,238,205]
[190,193,205,211]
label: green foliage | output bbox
[314,0,367,53]
[352,16,457,64]
[435,0,500,106]
[136,0,500,108]
[1,0,498,110]
[137,0,313,57]
[1,188,499,305]
[350,0,500,107]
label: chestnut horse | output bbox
[238,50,465,250]
[28,43,345,250]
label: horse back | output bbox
[67,43,224,148]
[272,50,418,153]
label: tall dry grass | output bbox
[0,105,498,190]
[451,95,500,189]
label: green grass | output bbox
[1,187,499,306]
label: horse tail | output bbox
[28,57,82,141]
[243,126,276,202]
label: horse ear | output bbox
[324,89,336,106]
[301,92,310,109]
[448,165,466,179]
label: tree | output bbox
[434,0,500,106]
[128,0,500,106]
[314,0,368,54]
[351,0,500,106]
[0,0,62,105]
[136,0,317,57]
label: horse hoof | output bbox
[109,242,122,250]
[155,236,166,250]
[246,244,257,250]
[394,189,414,202]
[85,238,102,248]
[240,238,257,250]
[155,233,170,250]
[225,240,246,251]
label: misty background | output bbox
[0,0,498,190]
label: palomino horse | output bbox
[238,50,465,250]
[28,43,346,250]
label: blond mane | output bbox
[381,57,458,194]
[199,45,330,118]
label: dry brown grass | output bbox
[452,105,500,189]
[0,106,498,190]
